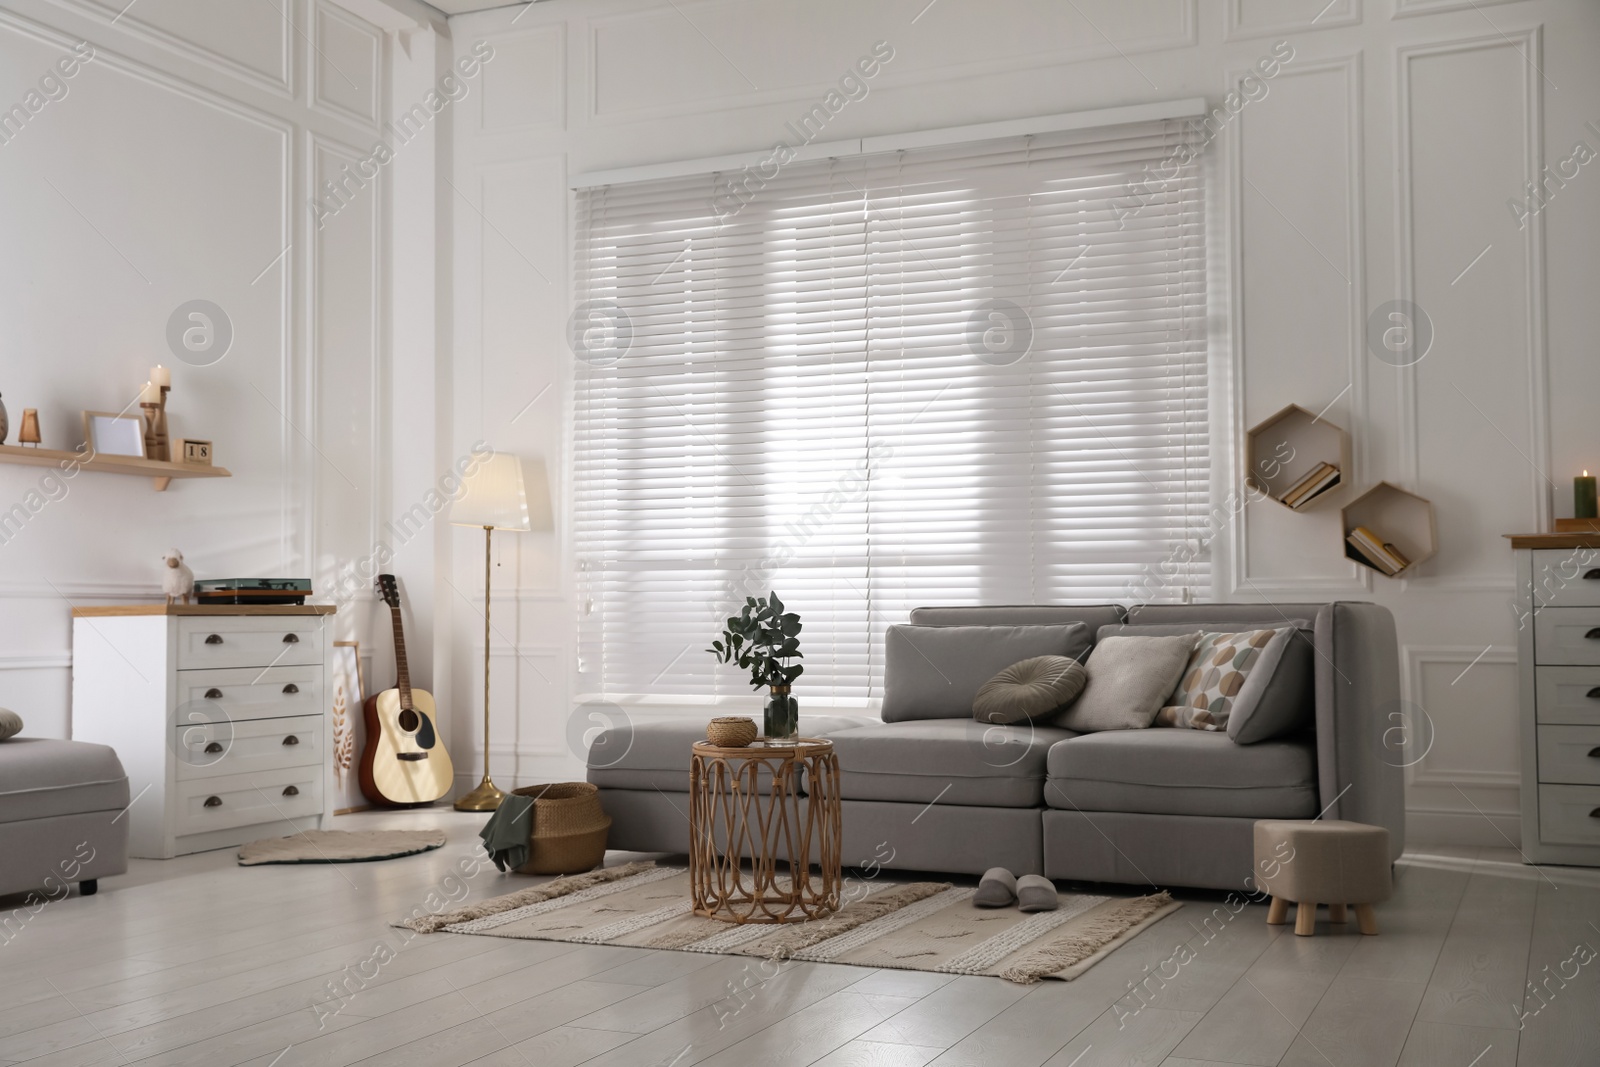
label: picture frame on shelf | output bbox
[81,411,146,458]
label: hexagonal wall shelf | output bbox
[1341,481,1437,579]
[1244,403,1351,511]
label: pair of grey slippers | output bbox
[974,868,1059,912]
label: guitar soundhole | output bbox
[398,708,420,732]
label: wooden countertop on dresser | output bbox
[70,604,339,617]
[1504,534,1600,550]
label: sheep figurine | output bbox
[162,550,194,606]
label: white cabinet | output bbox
[1514,544,1600,866]
[71,606,336,859]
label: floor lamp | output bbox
[450,452,534,812]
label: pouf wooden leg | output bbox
[1328,902,1347,923]
[1295,901,1318,936]
[1267,896,1289,925]
[1355,903,1379,935]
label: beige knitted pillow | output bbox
[0,708,22,741]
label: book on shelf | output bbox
[1280,462,1341,509]
[1347,525,1408,575]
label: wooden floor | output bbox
[2,810,1597,1067]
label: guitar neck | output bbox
[388,603,413,709]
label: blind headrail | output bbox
[570,97,1208,190]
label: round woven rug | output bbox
[238,829,447,866]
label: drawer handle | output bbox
[205,634,223,645]
[204,796,222,808]
[282,683,299,695]
[282,633,299,644]
[1591,808,1600,819]
[1584,568,1600,580]
[205,688,223,699]
[1589,747,1600,758]
[1586,628,1600,640]
[1588,687,1600,699]
[282,735,299,746]
[204,742,223,754]
[282,785,299,797]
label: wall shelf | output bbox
[1245,404,1351,512]
[1342,481,1437,579]
[0,444,230,492]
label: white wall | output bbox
[445,0,1600,846]
[0,0,448,758]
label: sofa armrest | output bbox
[1312,602,1405,860]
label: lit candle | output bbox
[140,380,160,403]
[149,365,170,389]
[1577,470,1598,520]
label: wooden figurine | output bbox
[18,409,40,446]
[162,550,194,605]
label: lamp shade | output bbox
[450,452,531,530]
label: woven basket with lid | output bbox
[510,782,612,876]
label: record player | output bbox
[192,578,312,605]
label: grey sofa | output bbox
[587,602,1403,892]
[0,738,130,900]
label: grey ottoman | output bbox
[0,738,130,900]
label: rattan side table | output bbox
[689,737,842,923]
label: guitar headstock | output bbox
[376,574,401,609]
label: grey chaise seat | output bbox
[0,738,130,900]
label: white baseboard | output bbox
[1406,805,1521,848]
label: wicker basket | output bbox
[706,716,758,747]
[510,782,612,876]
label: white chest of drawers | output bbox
[71,605,336,859]
[1513,540,1600,867]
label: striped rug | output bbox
[395,862,1179,984]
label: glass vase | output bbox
[765,685,798,740]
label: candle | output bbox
[149,365,170,388]
[140,380,160,403]
[1578,470,1598,520]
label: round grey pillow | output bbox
[0,707,22,741]
[973,656,1087,724]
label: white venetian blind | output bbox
[574,116,1208,704]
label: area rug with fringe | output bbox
[394,862,1179,984]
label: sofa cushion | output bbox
[973,656,1087,725]
[882,624,1092,722]
[585,714,868,792]
[0,738,130,825]
[1044,729,1318,818]
[1098,620,1315,743]
[830,719,1078,808]
[1059,634,1195,732]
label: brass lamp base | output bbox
[454,777,506,812]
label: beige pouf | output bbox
[1253,819,1391,936]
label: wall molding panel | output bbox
[1227,51,1371,598]
[584,0,1199,123]
[1394,27,1548,593]
[1225,0,1362,42]
[310,0,383,129]
[47,0,295,97]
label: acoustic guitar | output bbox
[359,575,454,806]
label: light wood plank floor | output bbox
[2,810,1597,1067]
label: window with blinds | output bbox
[574,116,1208,705]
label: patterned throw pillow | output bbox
[1156,628,1292,732]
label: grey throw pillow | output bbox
[1059,634,1196,732]
[882,623,1092,722]
[0,708,22,741]
[973,656,1087,724]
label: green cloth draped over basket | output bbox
[477,782,612,875]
